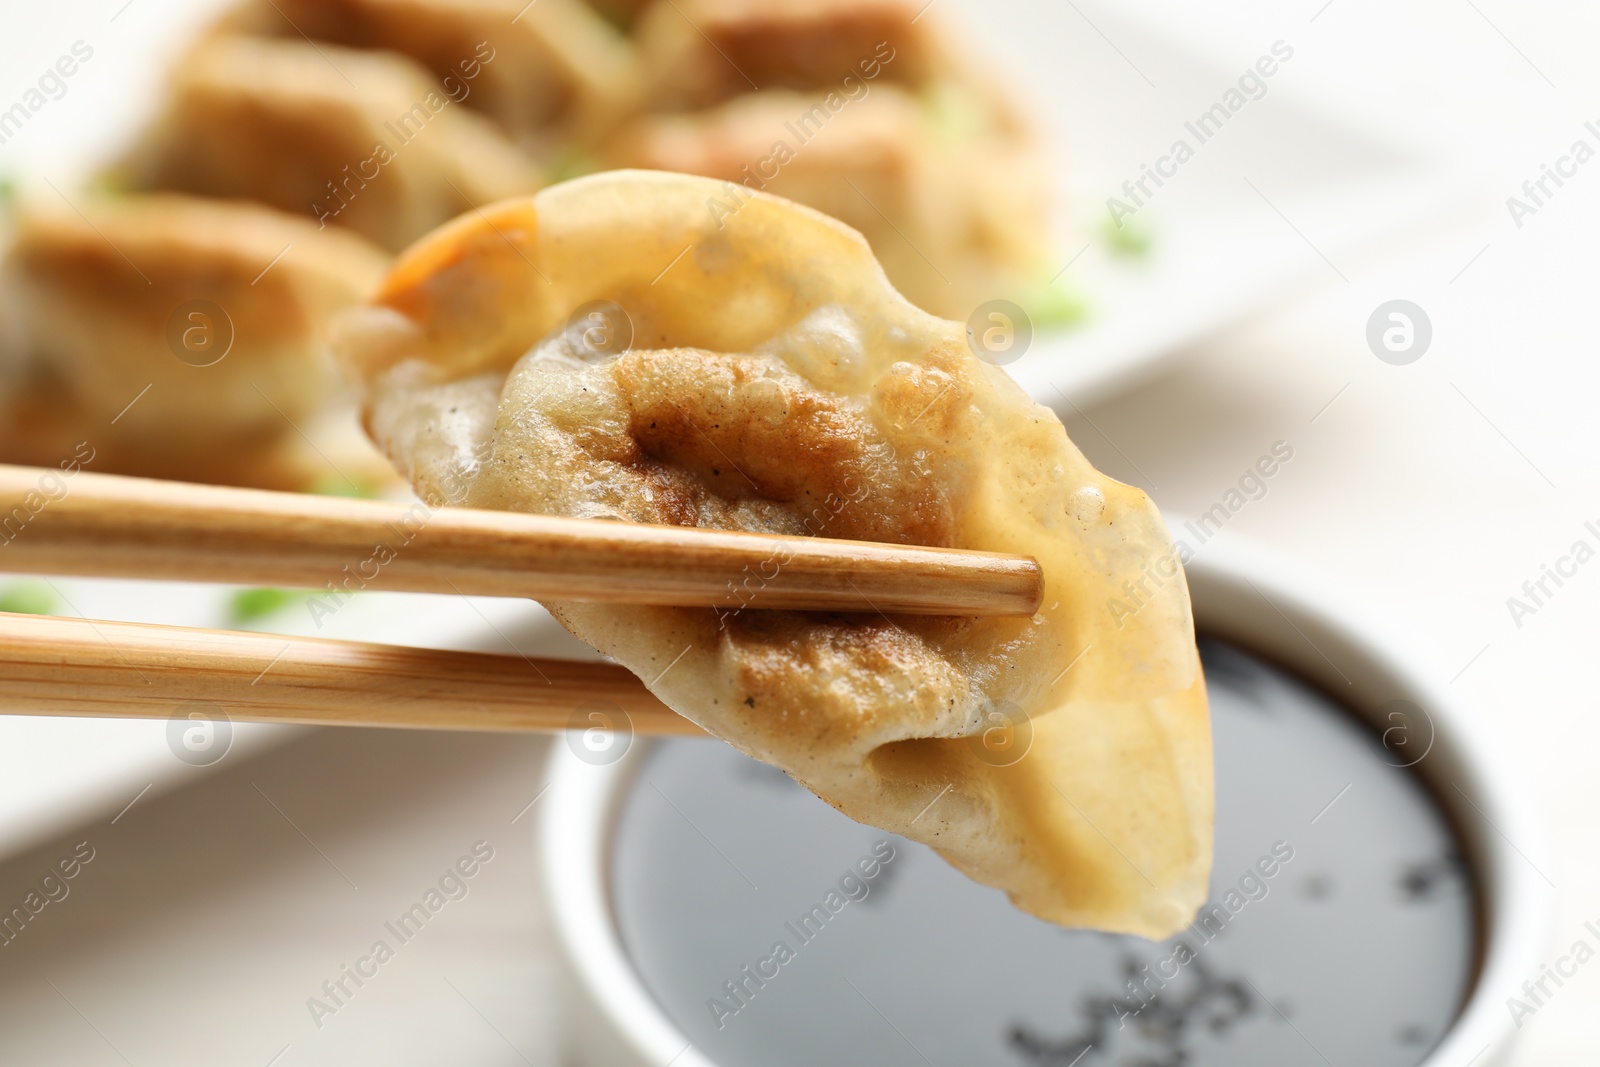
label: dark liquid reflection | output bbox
[611,639,1476,1066]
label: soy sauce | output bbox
[611,639,1476,1066]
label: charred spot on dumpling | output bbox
[611,347,956,544]
[723,610,968,741]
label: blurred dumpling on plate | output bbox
[217,0,637,151]
[115,34,541,251]
[602,0,1052,319]
[0,194,391,490]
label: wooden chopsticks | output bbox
[0,613,701,735]
[0,465,1041,617]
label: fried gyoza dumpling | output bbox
[627,0,943,111]
[331,172,1211,937]
[118,35,540,251]
[606,86,1047,324]
[0,194,391,489]
[606,0,1049,318]
[219,0,635,147]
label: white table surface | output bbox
[3,0,1599,1064]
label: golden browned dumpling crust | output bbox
[0,194,391,489]
[628,0,945,110]
[149,0,1048,318]
[219,0,636,147]
[333,172,1211,937]
[601,0,1050,318]
[118,35,540,251]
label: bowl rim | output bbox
[540,532,1552,1067]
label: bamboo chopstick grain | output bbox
[0,465,1042,617]
[0,613,702,736]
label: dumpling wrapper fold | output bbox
[332,170,1211,937]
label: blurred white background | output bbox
[1054,3,1600,1062]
